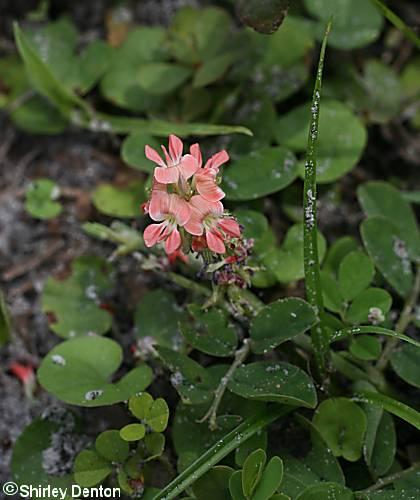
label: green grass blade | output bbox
[352,391,420,430]
[371,0,420,49]
[331,326,420,350]
[303,21,332,375]
[152,406,291,500]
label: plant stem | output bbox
[357,461,420,494]
[376,264,420,371]
[303,21,331,378]
[198,339,251,430]
[370,0,420,49]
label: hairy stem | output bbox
[376,264,420,371]
[303,21,332,378]
[198,339,251,430]
[357,461,420,494]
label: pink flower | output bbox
[145,134,198,184]
[144,192,191,254]
[184,195,241,254]
[190,144,228,202]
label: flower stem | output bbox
[357,461,420,494]
[376,263,420,372]
[198,339,251,430]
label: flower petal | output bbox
[184,209,204,236]
[218,217,241,238]
[205,150,229,171]
[190,143,202,168]
[196,174,225,201]
[179,154,199,180]
[169,135,183,164]
[144,222,166,248]
[168,194,191,226]
[165,227,182,254]
[154,165,179,184]
[149,190,169,221]
[206,230,225,254]
[190,195,223,217]
[145,145,166,168]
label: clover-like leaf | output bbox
[253,456,284,500]
[345,287,392,324]
[228,361,317,408]
[135,289,187,350]
[242,449,266,498]
[41,256,113,338]
[358,181,420,261]
[276,100,367,182]
[313,398,367,462]
[192,466,233,500]
[222,147,297,200]
[295,482,353,500]
[264,223,326,284]
[121,133,161,173]
[158,346,216,405]
[236,0,290,34]
[25,178,62,219]
[350,335,382,361]
[147,398,170,432]
[304,0,383,49]
[95,430,129,462]
[74,450,112,488]
[92,181,145,218]
[391,344,420,389]
[120,424,146,442]
[38,336,153,407]
[182,305,237,357]
[361,217,413,298]
[338,250,375,301]
[250,298,317,354]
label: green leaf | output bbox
[391,344,420,388]
[230,470,247,500]
[0,291,11,345]
[41,256,113,338]
[350,335,382,361]
[320,271,343,313]
[323,236,358,275]
[120,423,146,442]
[265,223,327,283]
[304,0,383,49]
[145,433,166,460]
[74,450,112,488]
[192,466,233,500]
[92,181,145,218]
[236,0,290,34]
[330,326,420,351]
[137,62,192,95]
[135,290,186,350]
[153,406,292,500]
[147,398,170,432]
[83,221,143,256]
[182,306,237,357]
[129,392,154,420]
[37,336,152,407]
[121,133,161,173]
[235,431,267,467]
[158,347,216,405]
[228,361,317,408]
[313,398,367,461]
[361,217,413,297]
[253,456,284,500]
[25,178,62,219]
[14,23,87,116]
[250,298,317,354]
[193,52,238,88]
[242,449,266,498]
[338,250,375,301]
[296,482,353,500]
[12,418,73,491]
[358,181,420,261]
[352,391,420,431]
[12,94,69,134]
[222,147,297,201]
[95,430,130,462]
[276,100,367,183]
[76,40,114,94]
[369,412,396,478]
[345,288,392,324]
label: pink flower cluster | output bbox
[143,135,241,256]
